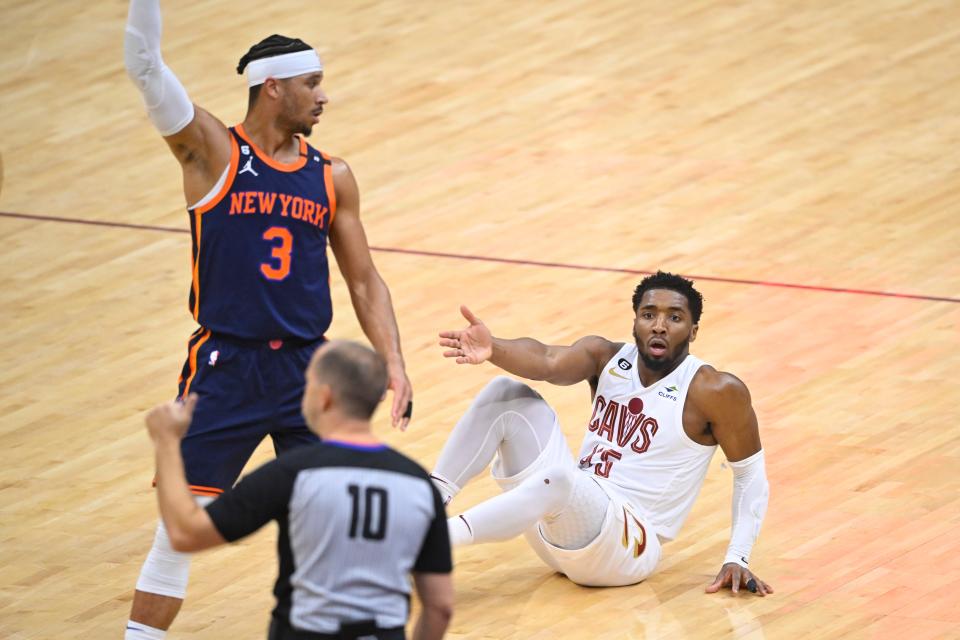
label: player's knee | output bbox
[135,520,192,599]
[536,464,577,512]
[480,376,538,403]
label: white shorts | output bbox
[491,419,661,587]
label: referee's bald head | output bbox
[309,340,388,420]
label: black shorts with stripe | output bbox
[174,329,325,495]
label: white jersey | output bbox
[577,344,716,541]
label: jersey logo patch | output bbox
[240,144,250,155]
[658,386,678,401]
[618,358,632,370]
[239,156,259,177]
[607,367,629,380]
[208,350,219,366]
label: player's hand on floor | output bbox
[705,562,773,597]
[438,305,493,364]
[146,393,198,443]
[387,364,413,431]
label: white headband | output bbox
[246,49,323,87]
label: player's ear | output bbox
[263,77,282,100]
[313,383,333,412]
[690,323,699,342]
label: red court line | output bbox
[2,210,957,304]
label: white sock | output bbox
[125,620,166,639]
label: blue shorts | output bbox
[174,329,325,496]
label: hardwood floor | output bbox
[1,1,958,638]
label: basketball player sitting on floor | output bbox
[430,271,773,595]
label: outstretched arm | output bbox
[438,305,618,386]
[328,158,412,429]
[124,0,231,203]
[693,371,773,597]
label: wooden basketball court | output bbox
[1,1,958,638]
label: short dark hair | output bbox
[237,34,313,109]
[631,271,704,323]
[312,341,388,420]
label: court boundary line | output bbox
[2,210,957,304]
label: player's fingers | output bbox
[183,393,199,416]
[443,349,463,358]
[438,331,461,340]
[705,572,728,593]
[460,305,481,325]
[438,338,460,348]
[396,390,412,430]
[389,393,402,427]
[456,356,469,364]
[760,580,774,595]
[730,567,742,594]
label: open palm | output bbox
[438,305,492,364]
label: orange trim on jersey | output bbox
[150,479,224,496]
[321,151,337,225]
[181,329,212,397]
[188,138,238,320]
[189,484,224,497]
[234,123,307,172]
[193,135,240,215]
[190,211,203,321]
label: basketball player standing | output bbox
[123,1,413,637]
[431,272,773,594]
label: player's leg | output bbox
[449,463,610,548]
[430,376,558,503]
[127,336,269,638]
[269,338,325,454]
[538,493,663,587]
[430,376,608,550]
[127,495,215,636]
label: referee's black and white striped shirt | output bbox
[205,440,452,634]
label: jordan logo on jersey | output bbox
[239,156,259,177]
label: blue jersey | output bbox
[187,125,337,340]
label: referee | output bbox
[143,340,453,640]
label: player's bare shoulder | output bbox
[684,365,755,446]
[328,156,358,214]
[578,336,623,388]
[689,366,752,407]
[165,106,231,168]
[329,156,356,189]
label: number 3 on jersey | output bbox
[260,226,293,280]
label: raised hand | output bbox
[438,305,493,365]
[145,393,198,443]
[705,562,773,597]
